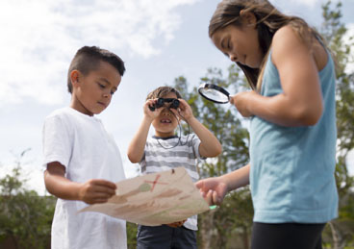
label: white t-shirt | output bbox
[43,107,127,249]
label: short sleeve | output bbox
[189,134,205,161]
[42,115,73,169]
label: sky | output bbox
[1,0,353,195]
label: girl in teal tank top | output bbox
[196,0,338,248]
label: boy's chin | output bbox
[155,130,176,137]
[94,108,106,115]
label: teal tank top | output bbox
[249,50,338,223]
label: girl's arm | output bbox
[222,163,250,190]
[232,25,324,127]
[196,164,250,205]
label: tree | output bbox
[0,150,55,249]
[320,1,354,248]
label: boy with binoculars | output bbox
[127,86,222,249]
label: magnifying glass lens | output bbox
[199,88,229,103]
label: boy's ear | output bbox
[239,10,257,26]
[70,70,80,88]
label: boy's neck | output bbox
[69,106,95,117]
[153,135,178,139]
[70,97,94,117]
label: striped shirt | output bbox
[140,134,202,231]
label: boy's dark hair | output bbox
[67,46,125,93]
[146,86,182,100]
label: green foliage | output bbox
[321,1,354,158]
[127,222,138,249]
[0,166,55,249]
[213,188,253,249]
[320,1,354,246]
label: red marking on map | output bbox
[144,174,168,192]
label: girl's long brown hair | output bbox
[209,0,327,90]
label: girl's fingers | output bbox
[199,188,206,198]
[205,189,214,205]
[229,95,235,104]
[195,180,203,189]
[213,191,222,205]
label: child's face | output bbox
[70,61,121,116]
[152,92,179,138]
[211,24,263,69]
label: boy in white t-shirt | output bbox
[43,46,127,249]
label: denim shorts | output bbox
[137,224,197,249]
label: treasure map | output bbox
[80,167,210,226]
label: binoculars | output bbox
[149,98,180,111]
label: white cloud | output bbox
[347,150,354,176]
[270,0,318,9]
[344,23,354,74]
[289,0,318,7]
[0,0,199,107]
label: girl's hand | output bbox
[195,177,228,206]
[230,91,257,117]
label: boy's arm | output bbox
[187,117,222,158]
[173,99,222,158]
[44,162,117,204]
[127,99,161,163]
[127,116,153,163]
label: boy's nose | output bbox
[161,106,173,113]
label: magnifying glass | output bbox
[198,83,230,104]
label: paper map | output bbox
[80,167,210,226]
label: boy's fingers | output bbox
[91,186,116,196]
[92,179,117,189]
[92,197,110,204]
[166,221,185,227]
[95,190,116,197]
[85,190,114,200]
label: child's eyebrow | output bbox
[98,77,117,91]
[98,77,111,85]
